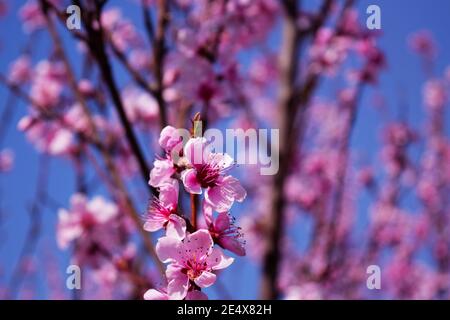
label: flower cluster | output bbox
[56,194,140,298]
[144,124,247,300]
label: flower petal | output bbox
[159,179,179,208]
[207,247,234,270]
[214,212,231,232]
[205,185,233,212]
[218,236,246,256]
[167,274,189,300]
[222,175,247,202]
[184,229,214,257]
[184,137,208,166]
[181,168,202,194]
[143,218,165,232]
[202,201,214,226]
[144,289,169,300]
[149,159,175,188]
[166,214,187,240]
[194,271,217,288]
[155,236,183,263]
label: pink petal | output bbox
[143,218,165,232]
[181,168,202,194]
[144,289,169,300]
[207,247,234,270]
[184,229,214,257]
[194,271,217,288]
[222,175,247,202]
[205,185,233,212]
[155,236,183,263]
[209,152,234,169]
[218,236,246,256]
[159,126,177,150]
[166,214,187,240]
[166,263,185,280]
[159,179,179,208]
[184,137,210,166]
[148,159,175,188]
[202,201,214,226]
[167,274,189,300]
[214,212,231,232]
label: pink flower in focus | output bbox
[158,125,183,155]
[144,180,186,239]
[156,229,233,300]
[149,158,176,188]
[181,137,246,212]
[203,203,245,256]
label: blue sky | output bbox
[0,0,449,299]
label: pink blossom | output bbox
[122,87,159,123]
[129,49,152,70]
[63,103,91,135]
[158,125,183,155]
[19,0,46,33]
[30,60,66,108]
[101,8,141,51]
[309,28,352,75]
[148,158,176,188]
[423,79,447,111]
[18,115,74,156]
[0,149,14,172]
[155,229,233,300]
[203,203,245,256]
[408,30,436,58]
[8,55,32,84]
[144,180,186,239]
[181,137,246,212]
[57,194,118,249]
[78,79,96,97]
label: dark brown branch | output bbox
[260,0,300,300]
[79,1,156,193]
[152,0,169,129]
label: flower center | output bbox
[196,163,220,188]
[186,268,202,280]
[81,213,96,230]
[184,257,208,280]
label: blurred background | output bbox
[0,0,450,299]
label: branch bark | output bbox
[260,0,300,300]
